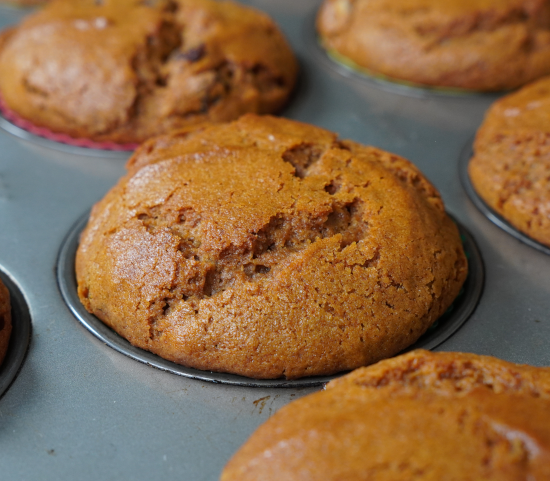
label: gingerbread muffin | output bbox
[0,0,297,144]
[0,278,11,367]
[317,0,550,91]
[76,115,467,379]
[221,350,550,480]
[469,76,550,247]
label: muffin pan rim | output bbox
[56,210,484,388]
[0,267,32,399]
[458,139,550,257]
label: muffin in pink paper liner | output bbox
[0,93,138,151]
[0,0,297,145]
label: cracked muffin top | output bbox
[221,350,550,480]
[0,278,11,367]
[317,0,550,91]
[469,76,550,247]
[76,115,467,379]
[0,0,297,144]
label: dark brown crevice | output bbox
[139,199,367,302]
[324,181,340,195]
[0,314,4,331]
[244,264,271,279]
[174,43,206,63]
[412,6,540,43]
[172,61,235,118]
[203,266,217,298]
[129,17,182,118]
[138,0,179,11]
[162,0,179,13]
[249,63,286,90]
[282,143,325,178]
[426,278,436,300]
[324,174,344,195]
[161,297,170,315]
[352,357,547,398]
[203,62,235,112]
[335,140,352,151]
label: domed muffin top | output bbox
[0,0,297,143]
[222,350,550,480]
[76,115,467,379]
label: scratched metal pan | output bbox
[56,211,484,388]
[2,1,550,480]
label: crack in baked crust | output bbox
[0,0,298,143]
[76,116,467,379]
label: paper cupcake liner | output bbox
[0,94,139,151]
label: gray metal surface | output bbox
[1,1,549,480]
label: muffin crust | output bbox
[222,350,550,480]
[469,76,550,247]
[76,115,467,379]
[0,0,297,143]
[317,0,550,91]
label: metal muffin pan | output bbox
[0,269,31,398]
[2,1,550,480]
[56,212,484,388]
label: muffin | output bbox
[0,278,11,367]
[317,0,550,91]
[0,0,297,144]
[76,115,467,379]
[221,350,550,480]
[469,76,550,247]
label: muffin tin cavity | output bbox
[57,211,484,388]
[0,269,31,398]
[459,141,550,257]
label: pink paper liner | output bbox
[0,94,139,151]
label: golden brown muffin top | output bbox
[469,77,550,247]
[320,0,549,33]
[76,115,467,379]
[0,0,297,143]
[317,0,550,90]
[475,76,550,143]
[221,350,550,480]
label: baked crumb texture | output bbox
[0,0,297,143]
[469,77,550,247]
[317,0,550,91]
[221,350,550,480]
[0,278,11,367]
[76,115,467,379]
